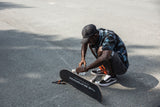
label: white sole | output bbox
[91,71,105,76]
[98,80,117,87]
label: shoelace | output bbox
[99,65,108,74]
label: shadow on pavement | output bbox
[118,73,159,91]
[0,2,32,10]
[101,45,160,106]
[0,30,82,107]
[0,29,160,107]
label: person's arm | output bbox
[76,50,112,73]
[78,43,88,67]
[86,50,112,71]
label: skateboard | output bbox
[60,69,102,102]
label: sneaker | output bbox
[91,69,105,76]
[98,75,117,87]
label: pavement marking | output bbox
[55,50,72,69]
[22,72,42,79]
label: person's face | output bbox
[88,33,99,45]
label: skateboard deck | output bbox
[60,69,102,102]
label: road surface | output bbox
[0,0,160,107]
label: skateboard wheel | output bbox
[72,69,76,73]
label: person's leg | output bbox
[91,47,127,76]
[90,47,117,86]
[102,59,115,77]
[97,46,114,76]
[97,51,127,86]
[110,52,127,75]
[97,60,117,86]
[91,46,109,75]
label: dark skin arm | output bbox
[78,43,88,67]
[76,50,112,73]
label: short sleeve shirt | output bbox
[91,29,129,68]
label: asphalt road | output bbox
[0,0,160,107]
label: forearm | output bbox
[81,43,88,60]
[86,56,104,71]
[85,50,112,71]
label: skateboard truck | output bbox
[52,80,66,85]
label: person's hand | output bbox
[76,66,87,74]
[78,59,86,67]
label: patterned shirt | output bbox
[90,29,129,68]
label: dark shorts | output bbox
[110,52,127,75]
